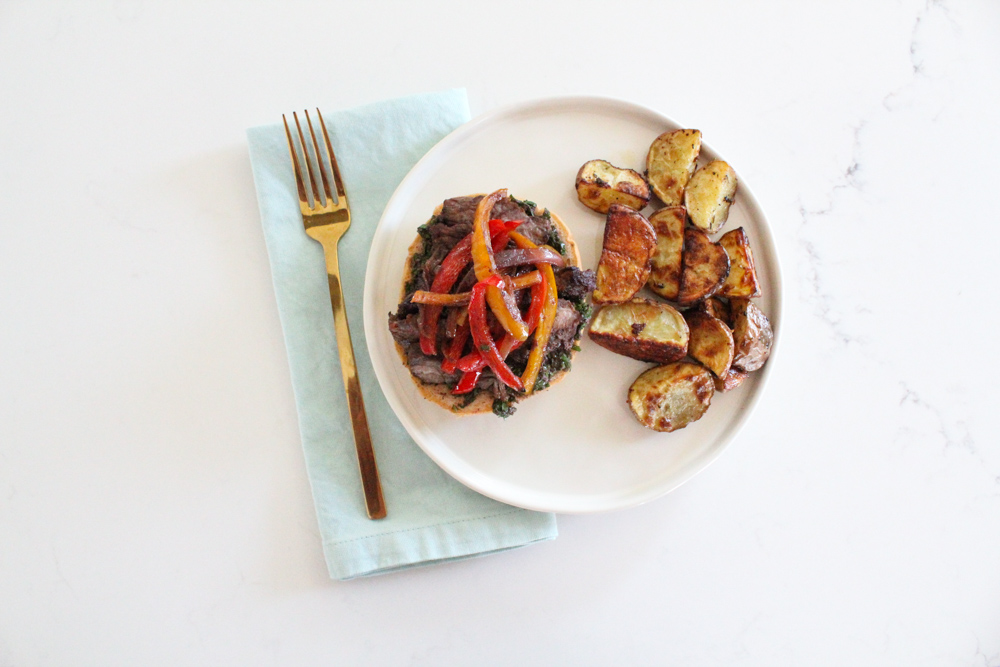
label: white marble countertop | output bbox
[2,1,998,664]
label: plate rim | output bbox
[363,94,784,513]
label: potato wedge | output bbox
[646,129,702,206]
[696,296,732,325]
[576,159,651,213]
[628,362,714,433]
[589,298,689,363]
[718,227,761,298]
[593,204,657,305]
[677,227,730,306]
[684,310,735,378]
[714,368,748,392]
[646,206,686,301]
[684,160,737,234]
[730,298,773,372]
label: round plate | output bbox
[363,96,782,514]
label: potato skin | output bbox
[713,368,748,392]
[646,129,702,206]
[593,204,657,305]
[628,362,714,432]
[646,206,686,301]
[684,160,738,234]
[576,159,651,214]
[677,227,730,306]
[588,298,689,363]
[730,298,773,372]
[684,310,735,378]
[696,296,732,325]
[718,227,761,298]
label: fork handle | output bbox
[324,244,387,520]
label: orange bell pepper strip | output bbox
[471,190,507,281]
[509,231,559,394]
[411,271,541,307]
[471,190,529,342]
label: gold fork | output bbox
[283,109,386,520]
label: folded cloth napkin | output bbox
[246,90,557,580]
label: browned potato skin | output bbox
[628,362,714,433]
[718,227,761,298]
[593,205,657,305]
[684,160,738,234]
[677,227,730,306]
[588,298,689,363]
[576,160,651,214]
[714,368,748,392]
[684,310,735,378]
[731,298,773,372]
[646,206,686,301]
[696,296,732,325]
[646,129,702,206]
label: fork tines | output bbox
[282,109,347,211]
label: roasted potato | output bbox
[714,368,748,392]
[677,227,730,306]
[589,298,689,363]
[593,204,657,305]
[646,206,686,301]
[718,227,761,298]
[684,160,737,234]
[628,362,714,432]
[696,296,732,325]
[730,298,773,372]
[646,129,702,206]
[684,310,735,378]
[576,159,651,213]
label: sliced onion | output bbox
[494,247,565,269]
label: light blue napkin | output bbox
[246,90,557,580]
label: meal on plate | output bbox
[575,129,773,432]
[388,189,596,418]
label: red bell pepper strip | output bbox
[452,368,481,394]
[525,269,547,334]
[468,275,524,391]
[490,218,521,253]
[418,234,472,355]
[442,321,470,374]
[456,332,521,374]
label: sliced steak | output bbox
[517,215,555,246]
[440,194,529,226]
[476,369,513,402]
[554,266,597,300]
[490,197,529,223]
[420,243,450,290]
[439,196,480,225]
[406,347,458,385]
[388,313,420,345]
[428,220,472,248]
[546,299,582,354]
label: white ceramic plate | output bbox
[364,96,782,514]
